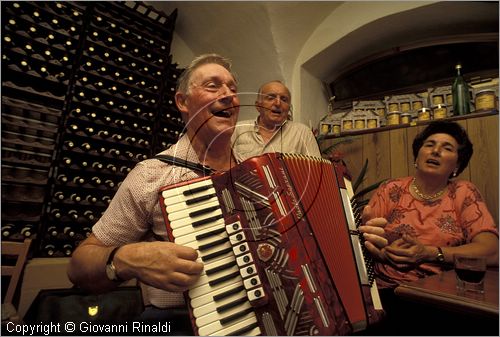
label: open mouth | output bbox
[426,159,440,166]
[212,109,232,118]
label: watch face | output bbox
[105,263,116,281]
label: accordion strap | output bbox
[155,154,215,175]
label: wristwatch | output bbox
[436,247,445,263]
[105,246,124,282]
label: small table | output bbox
[395,269,499,319]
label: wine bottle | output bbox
[83,210,95,221]
[137,138,149,146]
[2,224,14,237]
[64,140,75,149]
[104,116,112,124]
[91,176,102,185]
[72,176,85,185]
[20,225,34,238]
[43,244,56,256]
[81,142,92,151]
[70,193,82,202]
[68,209,79,220]
[119,166,131,174]
[102,195,112,204]
[44,223,57,236]
[104,179,115,188]
[452,64,471,115]
[50,208,62,219]
[82,227,92,237]
[54,191,65,200]
[85,127,95,136]
[63,226,76,238]
[62,243,73,256]
[97,130,109,138]
[125,136,137,144]
[108,148,120,157]
[92,162,103,170]
[85,195,97,203]
[62,157,72,166]
[106,164,117,172]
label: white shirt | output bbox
[231,118,321,162]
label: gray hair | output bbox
[176,53,237,94]
[256,80,290,101]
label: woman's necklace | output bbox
[411,177,447,200]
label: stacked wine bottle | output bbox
[1,1,183,257]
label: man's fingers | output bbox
[169,271,202,288]
[175,245,200,261]
[176,258,204,275]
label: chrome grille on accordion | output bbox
[159,153,384,336]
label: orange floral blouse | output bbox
[368,176,498,288]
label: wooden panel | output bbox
[406,125,425,177]
[343,137,364,182]
[455,119,471,182]
[362,131,391,197]
[466,115,499,225]
[390,128,409,178]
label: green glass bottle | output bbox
[452,64,471,115]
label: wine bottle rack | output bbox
[1,1,183,258]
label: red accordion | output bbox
[159,153,384,336]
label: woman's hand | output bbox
[384,234,430,269]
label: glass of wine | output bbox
[454,254,487,294]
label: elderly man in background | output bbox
[232,80,321,161]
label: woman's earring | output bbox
[452,169,458,177]
[414,162,418,168]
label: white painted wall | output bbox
[162,1,495,131]
[291,1,435,129]
[169,32,195,68]
[166,2,437,126]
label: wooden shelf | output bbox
[320,110,498,140]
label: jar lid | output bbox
[476,89,495,95]
[418,107,431,112]
[432,104,447,109]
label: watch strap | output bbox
[106,246,124,282]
